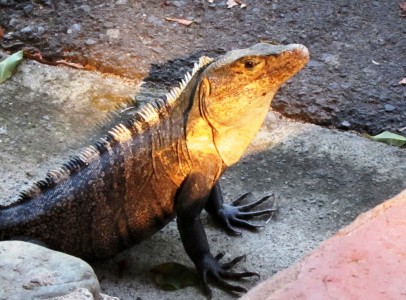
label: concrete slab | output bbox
[242,189,406,300]
[0,57,405,299]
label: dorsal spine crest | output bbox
[3,55,214,207]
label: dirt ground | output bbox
[1,0,405,134]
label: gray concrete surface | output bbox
[1,58,405,300]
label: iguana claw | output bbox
[199,253,259,299]
[216,193,276,235]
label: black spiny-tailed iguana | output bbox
[0,43,309,297]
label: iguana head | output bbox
[196,43,309,166]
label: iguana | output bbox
[0,43,309,297]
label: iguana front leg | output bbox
[205,182,276,235]
[175,173,258,298]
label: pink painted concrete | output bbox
[242,189,406,300]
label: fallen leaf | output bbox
[55,59,84,69]
[0,50,24,83]
[227,0,238,8]
[259,39,279,45]
[369,131,406,147]
[165,17,194,26]
[399,78,406,85]
[151,262,200,291]
[400,2,406,16]
[227,0,247,8]
[0,27,4,39]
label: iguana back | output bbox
[0,56,213,259]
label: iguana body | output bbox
[0,43,309,296]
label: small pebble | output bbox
[106,29,120,39]
[20,26,33,34]
[37,26,45,35]
[340,121,351,129]
[170,0,186,8]
[67,23,81,35]
[384,104,395,112]
[23,4,34,15]
[79,4,91,13]
[85,38,97,45]
[9,18,19,27]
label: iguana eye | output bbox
[243,59,258,69]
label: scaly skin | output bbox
[0,43,309,297]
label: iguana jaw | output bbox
[199,43,309,166]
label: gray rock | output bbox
[85,38,98,46]
[0,241,101,300]
[45,288,119,300]
[20,26,33,34]
[23,4,34,15]
[8,18,19,27]
[170,0,185,8]
[321,53,340,67]
[45,288,94,300]
[340,120,351,128]
[307,60,323,68]
[384,104,395,112]
[37,26,46,35]
[67,23,81,35]
[79,4,91,13]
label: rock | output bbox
[85,38,97,46]
[321,53,340,67]
[106,29,120,39]
[20,26,33,34]
[45,288,94,300]
[37,26,46,35]
[23,4,34,15]
[67,24,81,35]
[307,59,323,68]
[340,120,351,129]
[45,288,119,300]
[79,4,91,13]
[170,0,186,8]
[42,0,53,6]
[8,18,19,27]
[0,241,103,300]
[384,104,395,112]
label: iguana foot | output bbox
[197,252,259,299]
[216,193,276,235]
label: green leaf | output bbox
[369,131,406,147]
[151,262,200,291]
[0,50,24,83]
